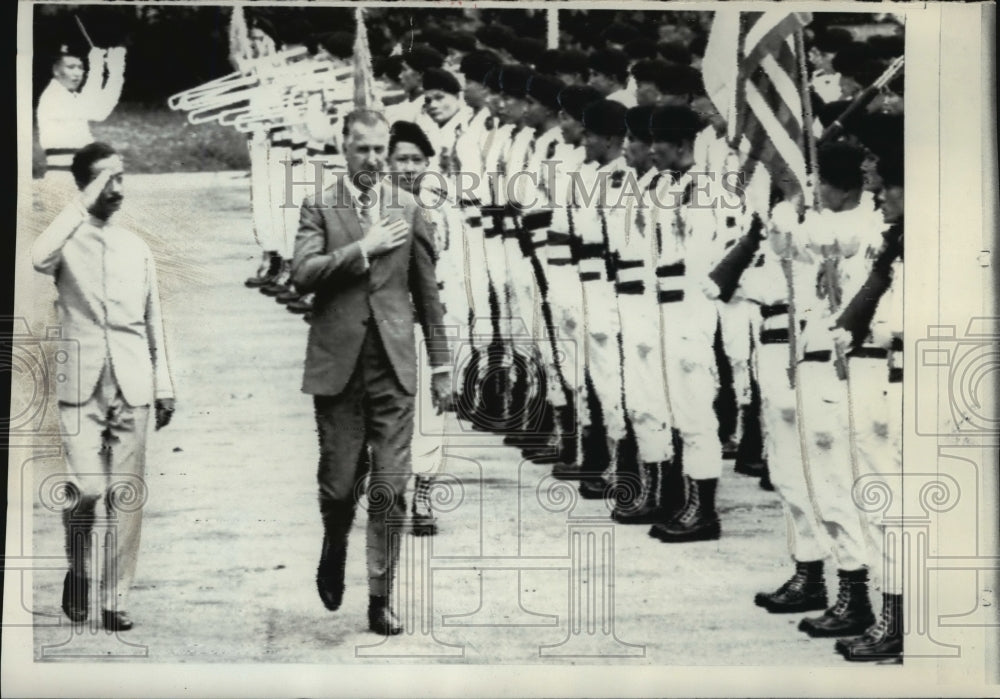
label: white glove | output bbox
[87,47,106,71]
[107,46,127,67]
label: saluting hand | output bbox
[80,169,114,215]
[359,217,409,259]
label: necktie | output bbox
[358,191,374,232]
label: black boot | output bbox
[552,416,586,480]
[245,250,281,288]
[734,404,765,477]
[411,475,438,537]
[650,476,721,542]
[61,502,94,622]
[836,592,903,662]
[368,595,403,635]
[798,568,875,637]
[612,462,661,524]
[316,499,355,611]
[755,560,828,613]
[275,284,301,304]
[260,257,293,296]
[759,465,774,491]
[286,291,314,314]
[61,570,89,623]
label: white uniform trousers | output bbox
[618,293,673,464]
[659,293,722,479]
[756,340,833,562]
[717,297,755,408]
[460,210,495,353]
[580,278,626,441]
[545,265,590,430]
[267,141,292,257]
[58,362,150,611]
[248,131,280,252]
[797,357,870,571]
[482,223,514,367]
[849,354,902,594]
[411,323,453,477]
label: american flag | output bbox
[704,11,814,204]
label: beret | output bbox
[601,22,640,46]
[812,27,853,54]
[476,24,516,50]
[558,85,604,121]
[422,68,462,95]
[499,64,535,98]
[866,34,904,61]
[660,64,703,96]
[554,49,591,78]
[534,48,562,76]
[657,41,692,66]
[375,55,405,82]
[817,141,866,191]
[50,38,88,63]
[649,105,704,144]
[624,38,658,61]
[402,44,445,73]
[447,30,478,54]
[420,27,449,55]
[688,34,708,59]
[390,120,435,158]
[588,48,630,82]
[482,66,504,92]
[460,50,501,84]
[582,99,628,138]
[319,31,354,60]
[853,112,903,162]
[510,38,547,66]
[625,105,656,144]
[876,145,903,187]
[631,58,670,84]
[832,42,882,86]
[526,74,566,112]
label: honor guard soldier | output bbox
[544,85,603,480]
[37,41,125,181]
[646,105,726,544]
[385,44,445,125]
[792,142,887,639]
[573,99,631,503]
[835,145,904,662]
[610,105,679,524]
[587,48,636,108]
[416,68,472,173]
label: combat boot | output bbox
[798,568,875,637]
[650,476,720,542]
[286,292,314,315]
[245,250,281,288]
[755,560,828,613]
[836,592,903,662]
[260,257,293,296]
[612,461,661,524]
[410,475,438,537]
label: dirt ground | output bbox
[13,172,854,666]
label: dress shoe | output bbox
[755,560,828,613]
[317,502,353,612]
[798,568,875,638]
[102,609,134,631]
[836,592,903,662]
[368,595,403,635]
[245,251,281,288]
[61,571,89,622]
[650,476,720,542]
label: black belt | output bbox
[891,336,903,352]
[44,148,77,156]
[522,210,553,231]
[466,216,483,228]
[889,368,903,383]
[580,271,602,282]
[547,231,573,245]
[45,164,71,172]
[549,258,574,266]
[658,289,684,304]
[849,347,889,360]
[459,197,481,208]
[479,205,504,217]
[760,303,789,319]
[616,281,645,295]
[272,139,293,148]
[578,242,605,259]
[484,226,502,239]
[760,328,789,345]
[656,262,686,278]
[615,259,644,271]
[803,350,832,363]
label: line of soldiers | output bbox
[237,13,905,663]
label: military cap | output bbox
[649,105,704,144]
[534,48,562,76]
[554,49,591,80]
[423,67,462,95]
[631,59,670,85]
[419,28,449,56]
[527,74,566,112]
[390,120,435,158]
[875,144,903,188]
[475,24,516,50]
[447,30,478,54]
[866,34,904,61]
[557,85,603,121]
[319,31,355,60]
[402,44,445,73]
[811,27,853,55]
[588,48,630,83]
[625,38,658,61]
[482,66,504,93]
[817,141,866,191]
[657,41,692,66]
[510,38,547,67]
[625,105,656,144]
[832,41,882,86]
[499,64,535,98]
[375,55,405,82]
[601,22,640,46]
[50,38,88,66]
[688,34,708,60]
[582,99,628,138]
[854,112,903,162]
[660,63,703,96]
[460,50,501,84]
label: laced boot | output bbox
[612,461,661,524]
[754,560,828,613]
[245,250,281,288]
[650,476,720,542]
[836,592,903,662]
[798,568,875,637]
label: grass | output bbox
[31,103,251,177]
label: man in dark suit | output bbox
[291,109,452,635]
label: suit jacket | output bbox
[31,201,174,406]
[292,176,448,397]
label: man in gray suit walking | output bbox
[292,109,452,635]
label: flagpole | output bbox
[794,24,818,212]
